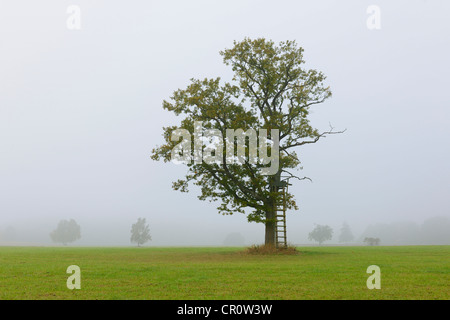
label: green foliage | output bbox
[49,219,81,245]
[152,38,340,226]
[130,218,151,246]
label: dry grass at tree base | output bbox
[243,244,300,255]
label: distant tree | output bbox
[223,232,245,246]
[338,222,354,243]
[50,219,81,245]
[308,224,333,245]
[363,237,380,246]
[130,218,151,247]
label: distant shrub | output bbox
[363,237,380,246]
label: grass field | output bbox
[0,246,448,300]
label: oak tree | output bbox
[152,38,342,246]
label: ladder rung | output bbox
[275,185,288,248]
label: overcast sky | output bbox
[1,0,449,246]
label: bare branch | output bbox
[281,126,346,151]
[281,169,312,183]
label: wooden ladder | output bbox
[275,185,287,248]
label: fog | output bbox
[1,1,449,247]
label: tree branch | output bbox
[281,126,346,151]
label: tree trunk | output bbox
[264,206,276,246]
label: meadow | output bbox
[0,245,448,300]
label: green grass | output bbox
[0,246,448,299]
